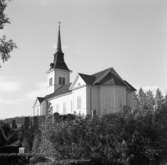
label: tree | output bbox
[155,88,164,110]
[138,88,147,108]
[11,119,17,129]
[145,90,155,111]
[0,0,16,66]
[164,92,167,105]
[23,117,30,130]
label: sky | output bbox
[0,0,167,119]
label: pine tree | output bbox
[38,103,56,157]
[164,92,167,105]
[138,88,147,110]
[145,90,155,111]
[155,88,164,110]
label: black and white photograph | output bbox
[0,0,166,164]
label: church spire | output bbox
[50,22,70,71]
[57,22,62,52]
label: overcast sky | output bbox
[0,0,166,119]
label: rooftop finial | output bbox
[57,21,62,52]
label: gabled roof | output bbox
[37,97,45,103]
[123,80,136,91]
[45,83,72,100]
[79,73,95,85]
[79,67,136,91]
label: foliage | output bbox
[155,88,164,110]
[12,119,17,129]
[1,89,167,165]
[0,122,19,148]
[34,88,167,165]
[0,0,16,66]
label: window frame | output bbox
[59,77,65,85]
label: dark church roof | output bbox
[37,97,45,103]
[45,83,72,100]
[79,67,136,91]
[79,73,95,85]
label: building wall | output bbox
[49,87,87,116]
[48,76,87,116]
[40,101,49,115]
[33,101,41,116]
[99,86,127,115]
[45,74,135,116]
[49,93,72,114]
[47,69,70,93]
[55,69,70,86]
[72,86,87,116]
[47,70,55,93]
[86,86,100,115]
[86,85,128,116]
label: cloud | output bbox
[0,78,21,93]
[26,82,48,99]
[39,0,51,7]
[0,98,26,105]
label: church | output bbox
[33,25,136,116]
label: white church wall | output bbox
[40,101,49,116]
[99,86,127,115]
[49,85,87,116]
[69,75,87,116]
[49,93,72,115]
[70,75,86,89]
[72,86,87,116]
[48,75,87,116]
[47,70,55,93]
[33,101,41,116]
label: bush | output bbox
[35,104,167,165]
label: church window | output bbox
[49,78,53,86]
[77,96,82,109]
[63,102,66,114]
[59,77,65,85]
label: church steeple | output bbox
[49,23,70,71]
[57,22,62,52]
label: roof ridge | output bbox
[91,67,113,76]
[93,69,111,85]
[79,73,92,76]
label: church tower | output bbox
[47,23,70,93]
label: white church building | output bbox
[33,25,136,116]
